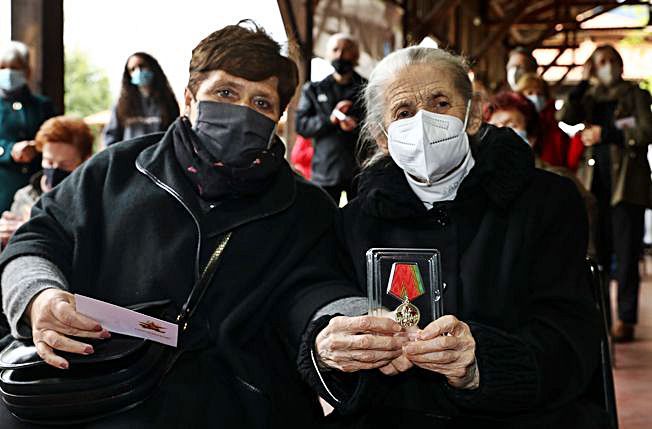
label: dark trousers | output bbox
[612,202,645,324]
[322,183,356,205]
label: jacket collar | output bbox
[135,124,296,239]
[356,124,535,219]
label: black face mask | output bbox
[173,103,285,202]
[43,168,71,189]
[331,59,354,75]
[192,101,277,167]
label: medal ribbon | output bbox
[387,263,425,301]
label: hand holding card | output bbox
[75,295,178,347]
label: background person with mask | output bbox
[295,33,366,203]
[557,44,652,343]
[505,47,538,91]
[103,52,179,146]
[485,90,597,257]
[0,116,93,249]
[0,41,54,213]
[516,73,569,168]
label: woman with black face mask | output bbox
[557,45,652,343]
[0,116,93,249]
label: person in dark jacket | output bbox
[295,34,366,203]
[103,52,179,146]
[557,45,652,342]
[0,116,94,249]
[298,46,608,428]
[0,41,54,212]
[0,22,375,428]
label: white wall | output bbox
[64,0,289,107]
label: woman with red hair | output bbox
[485,91,597,257]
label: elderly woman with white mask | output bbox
[300,47,609,428]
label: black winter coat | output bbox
[295,73,366,187]
[306,125,608,428]
[0,126,357,428]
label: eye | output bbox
[435,100,451,110]
[217,89,234,98]
[396,109,414,120]
[253,97,272,111]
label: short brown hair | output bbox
[35,116,94,160]
[187,21,299,113]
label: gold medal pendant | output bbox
[395,297,420,328]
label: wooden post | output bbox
[10,0,64,114]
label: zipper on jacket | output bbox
[136,161,202,280]
[136,161,268,398]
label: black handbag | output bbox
[0,232,232,425]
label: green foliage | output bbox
[640,77,652,95]
[64,50,111,118]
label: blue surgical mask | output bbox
[130,68,154,87]
[511,127,530,145]
[0,69,27,92]
[525,94,546,113]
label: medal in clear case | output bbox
[366,248,443,328]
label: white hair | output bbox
[0,41,30,67]
[327,33,358,50]
[359,47,473,165]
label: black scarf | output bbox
[172,116,285,201]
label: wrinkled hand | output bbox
[11,140,37,164]
[0,211,23,247]
[28,289,111,369]
[403,315,479,390]
[315,315,407,372]
[581,125,602,147]
[378,323,418,376]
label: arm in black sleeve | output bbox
[442,177,601,415]
[295,83,334,139]
[556,80,590,125]
[102,105,124,146]
[601,124,625,147]
[0,152,106,281]
[622,86,652,149]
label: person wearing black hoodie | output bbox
[299,46,609,428]
[0,22,379,428]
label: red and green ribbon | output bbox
[387,263,425,301]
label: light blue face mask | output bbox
[525,94,546,113]
[0,69,27,92]
[130,68,154,87]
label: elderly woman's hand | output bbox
[315,315,408,372]
[403,315,479,390]
[28,289,111,369]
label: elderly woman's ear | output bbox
[465,94,484,136]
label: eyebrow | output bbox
[207,79,245,91]
[426,91,450,101]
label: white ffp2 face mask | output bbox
[0,69,26,92]
[385,103,471,185]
